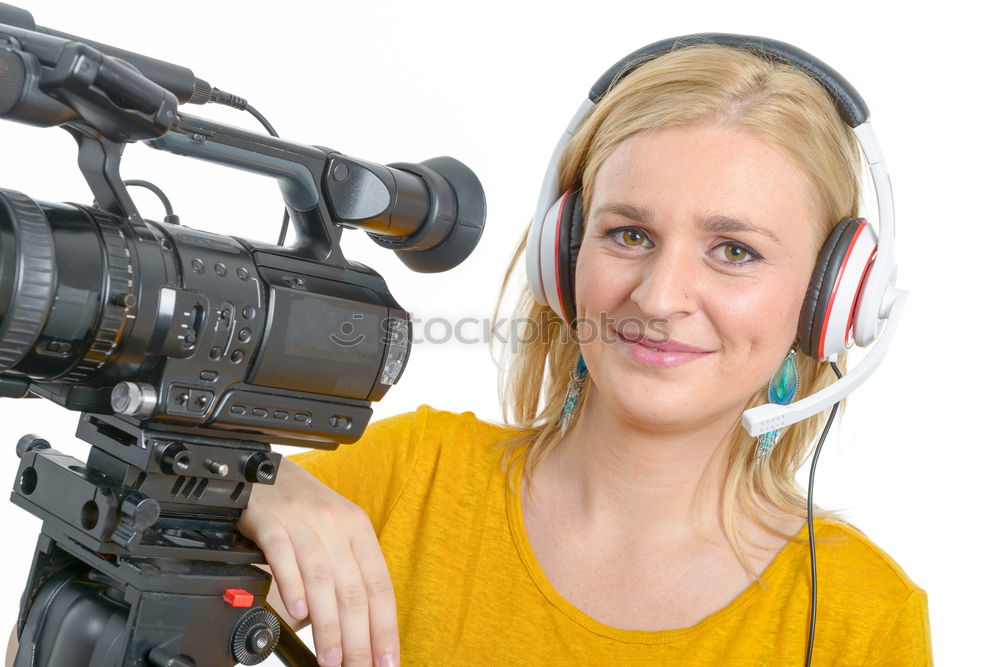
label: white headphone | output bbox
[523,34,908,437]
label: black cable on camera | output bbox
[123,180,179,224]
[122,90,288,241]
[209,87,290,245]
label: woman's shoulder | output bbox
[320,403,521,449]
[287,405,530,526]
[343,404,530,475]
[793,520,932,663]
[396,403,530,445]
[803,519,925,603]
[376,405,531,506]
[293,404,526,467]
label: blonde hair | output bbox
[492,44,863,577]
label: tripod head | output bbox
[11,414,291,665]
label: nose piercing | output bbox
[684,293,690,299]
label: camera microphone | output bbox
[0,2,212,104]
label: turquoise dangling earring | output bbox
[755,348,799,466]
[559,353,588,435]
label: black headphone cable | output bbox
[804,361,843,666]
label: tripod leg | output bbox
[14,564,128,667]
[265,601,319,667]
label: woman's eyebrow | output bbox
[592,203,654,223]
[593,205,782,245]
[700,214,781,245]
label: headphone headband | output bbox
[589,34,870,128]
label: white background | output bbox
[0,0,996,664]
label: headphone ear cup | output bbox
[798,217,877,361]
[533,190,572,320]
[559,189,584,324]
[798,218,858,361]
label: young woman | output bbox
[237,38,931,666]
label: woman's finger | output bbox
[251,517,309,622]
[323,528,373,667]
[288,524,343,667]
[351,519,399,667]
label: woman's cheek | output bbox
[705,281,800,344]
[574,248,615,317]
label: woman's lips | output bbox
[615,330,711,353]
[615,330,714,368]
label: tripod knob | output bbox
[231,607,280,665]
[112,492,161,550]
[16,433,50,457]
[121,492,160,530]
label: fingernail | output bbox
[290,600,307,619]
[319,648,342,666]
[376,652,399,667]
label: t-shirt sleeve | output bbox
[863,588,933,665]
[285,405,430,534]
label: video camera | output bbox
[0,3,485,664]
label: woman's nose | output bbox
[629,245,697,320]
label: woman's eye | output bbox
[714,241,763,265]
[605,227,652,249]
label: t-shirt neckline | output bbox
[504,449,818,644]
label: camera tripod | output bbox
[11,412,319,666]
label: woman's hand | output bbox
[238,458,399,667]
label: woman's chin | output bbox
[588,376,746,435]
[600,393,701,430]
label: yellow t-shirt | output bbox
[289,405,932,665]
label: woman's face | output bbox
[574,123,823,431]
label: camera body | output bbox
[0,188,409,450]
[0,7,485,450]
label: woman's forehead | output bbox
[589,125,823,245]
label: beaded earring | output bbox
[559,352,588,435]
[755,348,799,466]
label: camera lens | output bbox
[0,189,133,383]
[0,189,57,372]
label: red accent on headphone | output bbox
[817,223,867,358]
[553,190,572,321]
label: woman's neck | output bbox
[534,390,745,543]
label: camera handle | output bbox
[70,128,143,225]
